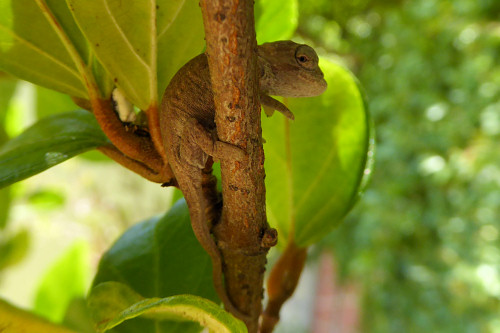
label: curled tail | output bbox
[175,166,250,321]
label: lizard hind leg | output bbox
[174,164,249,321]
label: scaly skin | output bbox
[160,40,327,319]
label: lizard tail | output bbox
[174,167,250,322]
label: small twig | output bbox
[260,242,307,333]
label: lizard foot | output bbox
[213,141,246,162]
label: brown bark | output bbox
[199,1,277,331]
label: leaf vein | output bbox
[0,24,82,81]
[295,147,336,212]
[157,0,186,39]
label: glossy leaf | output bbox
[34,241,90,323]
[0,110,109,189]
[0,298,77,333]
[88,282,246,333]
[0,1,86,97]
[92,200,219,333]
[255,0,298,44]
[263,59,373,247]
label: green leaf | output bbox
[0,298,78,333]
[255,0,298,44]
[36,85,79,119]
[0,1,87,97]
[0,110,109,189]
[263,59,374,247]
[0,186,10,229]
[62,298,97,333]
[68,0,157,110]
[92,200,220,333]
[88,282,247,333]
[69,0,205,109]
[0,78,17,229]
[0,78,18,123]
[156,0,205,96]
[34,241,90,323]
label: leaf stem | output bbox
[261,242,307,333]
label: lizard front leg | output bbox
[260,94,295,120]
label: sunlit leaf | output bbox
[263,59,373,246]
[68,0,157,110]
[69,0,205,109]
[0,1,86,97]
[0,298,77,333]
[92,200,219,333]
[156,0,205,95]
[255,0,298,43]
[88,282,246,333]
[0,110,109,188]
[34,241,90,323]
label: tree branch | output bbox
[199,1,277,331]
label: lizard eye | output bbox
[295,45,318,70]
[298,55,309,63]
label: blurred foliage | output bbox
[34,241,90,323]
[299,0,500,332]
[0,298,77,333]
[0,229,29,271]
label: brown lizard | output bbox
[159,40,327,319]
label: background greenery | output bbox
[301,0,500,332]
[0,0,499,332]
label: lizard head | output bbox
[257,40,327,98]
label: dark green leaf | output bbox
[0,110,109,188]
[92,200,219,333]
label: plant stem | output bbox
[199,1,277,331]
[260,242,307,333]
